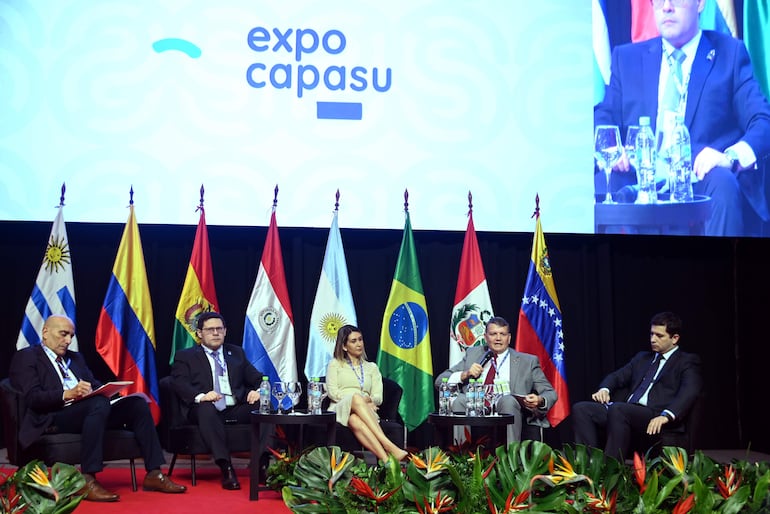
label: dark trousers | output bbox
[188,402,259,464]
[52,395,164,474]
[572,400,657,461]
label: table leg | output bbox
[250,422,263,501]
[325,420,336,446]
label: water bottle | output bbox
[438,378,450,415]
[670,114,693,202]
[259,376,271,414]
[474,380,485,417]
[635,116,657,204]
[309,377,322,415]
[465,379,477,417]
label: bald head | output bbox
[42,315,75,356]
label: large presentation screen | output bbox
[1,1,593,232]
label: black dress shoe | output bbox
[221,465,241,490]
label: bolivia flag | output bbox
[170,207,219,364]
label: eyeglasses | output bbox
[651,0,689,8]
[200,326,226,334]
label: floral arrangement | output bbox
[267,440,770,513]
[1,461,85,514]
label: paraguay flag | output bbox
[514,206,569,427]
[449,207,493,367]
[377,208,434,431]
[170,206,219,364]
[305,207,357,380]
[17,205,78,350]
[243,205,298,410]
[95,203,160,422]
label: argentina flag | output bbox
[305,207,357,380]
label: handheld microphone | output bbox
[478,349,494,367]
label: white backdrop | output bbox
[0,0,593,232]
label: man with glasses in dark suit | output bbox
[171,312,265,490]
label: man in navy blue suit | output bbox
[595,0,770,236]
[9,315,186,502]
[571,311,702,461]
[171,312,264,490]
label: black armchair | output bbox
[157,376,251,485]
[0,377,141,491]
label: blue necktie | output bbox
[628,354,663,404]
[210,351,227,411]
[661,48,686,115]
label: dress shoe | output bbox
[142,470,187,493]
[79,474,120,502]
[221,465,241,490]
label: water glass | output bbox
[286,382,302,414]
[272,382,287,414]
[594,125,623,204]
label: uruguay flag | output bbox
[243,205,298,410]
[514,205,569,427]
[95,203,160,423]
[17,206,78,350]
[305,208,357,380]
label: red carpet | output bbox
[2,464,291,514]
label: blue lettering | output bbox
[372,68,392,92]
[295,29,319,62]
[247,27,270,52]
[246,62,266,87]
[297,65,319,98]
[270,64,292,90]
[272,28,293,53]
[350,67,367,91]
[323,30,345,54]
[324,66,346,91]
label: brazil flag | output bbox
[377,212,434,431]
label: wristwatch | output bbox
[725,149,740,172]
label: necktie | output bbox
[210,351,227,411]
[56,356,77,389]
[628,354,664,404]
[661,48,686,116]
[484,355,497,385]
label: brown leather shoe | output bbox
[79,474,120,502]
[142,470,187,493]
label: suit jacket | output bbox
[170,344,262,417]
[595,31,770,219]
[600,349,702,422]
[9,345,103,449]
[435,346,557,427]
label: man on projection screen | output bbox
[595,0,770,237]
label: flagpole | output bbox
[59,183,66,208]
[197,184,205,213]
[532,193,540,219]
[467,190,472,217]
[273,184,279,210]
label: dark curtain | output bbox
[2,220,769,452]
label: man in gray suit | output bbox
[435,316,557,441]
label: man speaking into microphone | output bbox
[435,316,556,442]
